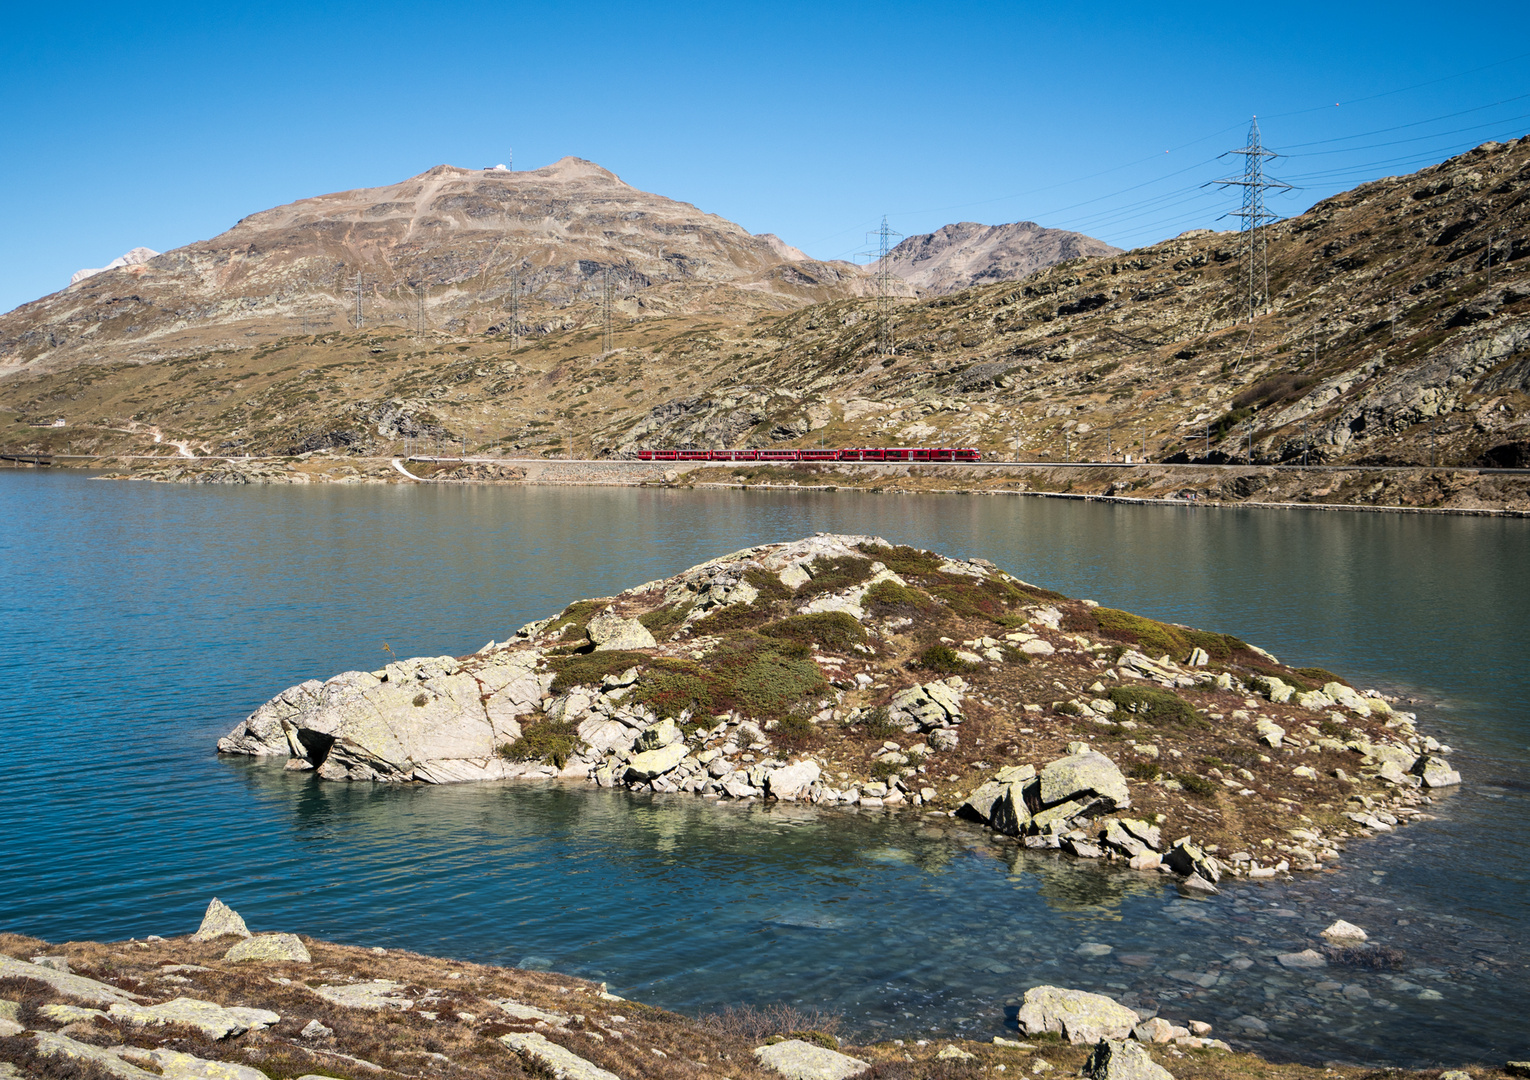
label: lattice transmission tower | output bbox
[862,215,904,356]
[1212,118,1293,323]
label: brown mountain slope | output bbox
[0,158,867,376]
[1,138,1526,479]
[880,220,1121,296]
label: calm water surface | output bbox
[0,473,1526,1065]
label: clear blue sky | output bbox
[3,1,1527,314]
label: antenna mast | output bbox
[1212,118,1293,323]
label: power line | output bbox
[1212,118,1293,324]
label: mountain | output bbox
[2,137,1526,484]
[0,158,866,375]
[879,221,1121,296]
[70,246,159,286]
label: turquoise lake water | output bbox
[0,473,1526,1065]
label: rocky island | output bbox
[218,534,1459,890]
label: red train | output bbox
[636,447,981,463]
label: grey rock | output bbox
[624,741,688,781]
[145,1048,272,1080]
[753,1038,871,1080]
[1321,919,1367,942]
[0,999,18,1022]
[492,998,571,1027]
[300,1018,333,1038]
[223,934,311,964]
[107,998,279,1040]
[1164,839,1221,883]
[0,1018,22,1038]
[1082,1039,1175,1080]
[501,1031,624,1080]
[39,1003,108,1024]
[1413,755,1461,788]
[31,955,71,973]
[0,954,145,1005]
[1016,986,1140,1044]
[766,760,822,801]
[1039,751,1130,809]
[1178,873,1220,896]
[310,980,411,1010]
[33,1032,160,1080]
[958,781,1006,824]
[192,897,251,941]
[1277,949,1327,969]
[586,612,656,652]
[1132,1018,1175,1044]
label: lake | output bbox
[0,473,1525,1065]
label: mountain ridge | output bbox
[880,220,1121,295]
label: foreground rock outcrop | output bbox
[217,534,1460,878]
[4,910,1521,1080]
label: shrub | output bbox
[1296,667,1347,688]
[863,579,930,617]
[691,602,767,636]
[1094,608,1185,659]
[773,713,821,750]
[857,542,942,575]
[549,650,648,695]
[760,611,866,652]
[917,644,975,674]
[1055,701,1083,716]
[858,706,899,739]
[1129,761,1162,781]
[1106,685,1207,728]
[744,567,794,602]
[869,759,902,783]
[637,602,694,641]
[698,1003,842,1043]
[928,573,1033,623]
[1177,772,1220,798]
[797,556,875,597]
[500,721,582,769]
[635,636,828,722]
[543,599,606,641]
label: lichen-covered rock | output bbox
[1039,751,1129,810]
[0,955,144,1005]
[1413,754,1461,788]
[1082,1039,1175,1080]
[766,760,821,801]
[107,998,279,1039]
[586,612,656,652]
[754,1038,870,1080]
[32,1032,159,1080]
[191,898,250,942]
[311,980,411,1010]
[1016,985,1140,1044]
[624,741,688,781]
[223,933,311,964]
[501,1031,624,1080]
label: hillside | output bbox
[880,220,1121,296]
[1,137,1526,476]
[0,158,868,376]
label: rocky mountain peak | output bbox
[881,219,1121,296]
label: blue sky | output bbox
[3,1,1527,314]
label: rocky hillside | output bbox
[880,221,1121,296]
[2,138,1526,472]
[219,534,1457,886]
[0,158,866,376]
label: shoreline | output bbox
[7,453,1530,517]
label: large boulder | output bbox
[223,934,310,964]
[1082,1039,1175,1080]
[217,651,550,783]
[754,1039,870,1080]
[107,998,279,1040]
[1039,751,1129,809]
[766,760,822,801]
[586,613,656,652]
[0,955,144,1006]
[624,741,688,782]
[501,1031,623,1080]
[1016,986,1140,1044]
[1413,755,1461,788]
[191,898,249,941]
